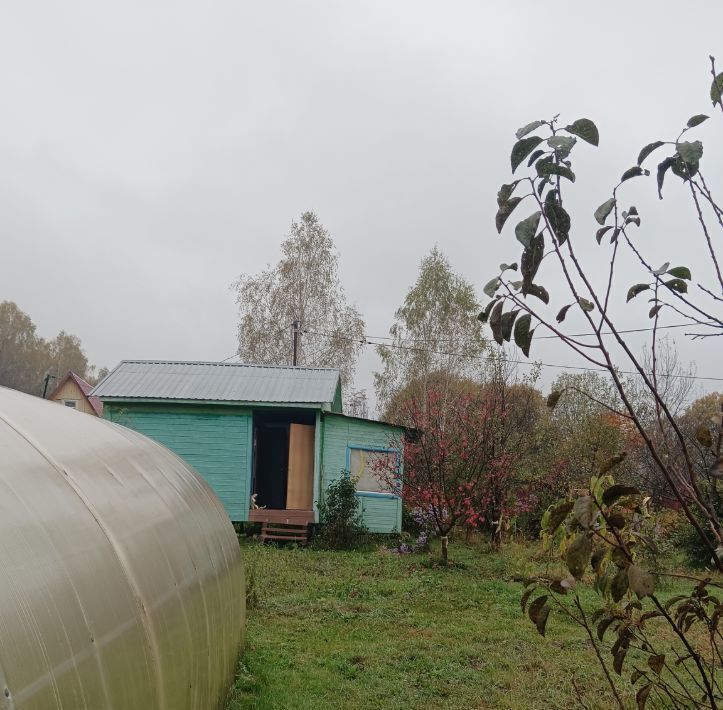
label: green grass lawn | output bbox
[224,539,693,710]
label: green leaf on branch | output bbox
[566,533,592,580]
[676,140,703,165]
[565,118,599,146]
[687,114,709,128]
[500,310,519,342]
[657,156,676,199]
[712,72,723,106]
[524,284,549,305]
[515,212,541,249]
[521,230,544,278]
[611,568,629,603]
[525,150,544,168]
[544,191,570,244]
[511,136,543,173]
[602,484,640,506]
[636,684,652,710]
[666,266,691,280]
[627,283,650,302]
[515,120,544,140]
[497,183,518,206]
[556,304,572,323]
[545,500,573,534]
[489,300,503,342]
[628,565,655,598]
[612,548,630,569]
[573,496,594,528]
[594,198,615,225]
[514,313,533,356]
[578,298,594,313]
[665,278,688,294]
[621,166,648,183]
[613,645,629,676]
[547,135,577,159]
[496,197,522,233]
[483,278,500,298]
[536,161,576,183]
[638,141,665,166]
[596,226,613,244]
[528,595,550,636]
[500,262,518,272]
[648,304,662,318]
[648,654,665,674]
[477,299,497,324]
[549,579,568,595]
[597,615,615,641]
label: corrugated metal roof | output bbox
[90,360,341,404]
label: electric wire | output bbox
[220,322,723,383]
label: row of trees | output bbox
[0,301,104,396]
[233,214,488,414]
[381,351,720,550]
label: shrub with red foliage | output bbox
[377,384,526,559]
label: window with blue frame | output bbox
[347,446,400,495]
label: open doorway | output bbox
[251,410,315,512]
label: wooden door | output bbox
[286,424,315,509]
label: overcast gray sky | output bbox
[1,1,721,411]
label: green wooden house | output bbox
[92,360,403,533]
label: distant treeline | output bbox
[0,301,105,397]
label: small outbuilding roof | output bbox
[48,371,104,416]
[91,360,342,405]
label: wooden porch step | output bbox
[262,525,308,535]
[260,522,310,545]
[260,534,308,542]
[249,508,314,525]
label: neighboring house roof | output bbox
[48,372,104,416]
[91,360,342,406]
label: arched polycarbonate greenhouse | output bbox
[0,386,245,710]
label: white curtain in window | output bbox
[349,448,395,493]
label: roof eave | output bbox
[99,397,330,409]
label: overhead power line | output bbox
[299,328,723,383]
[219,321,722,383]
[314,321,700,344]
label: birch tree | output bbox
[233,211,365,396]
[373,247,486,417]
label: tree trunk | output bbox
[440,535,449,564]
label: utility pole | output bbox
[292,320,300,366]
[42,373,56,399]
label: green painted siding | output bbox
[105,404,250,521]
[321,414,403,533]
